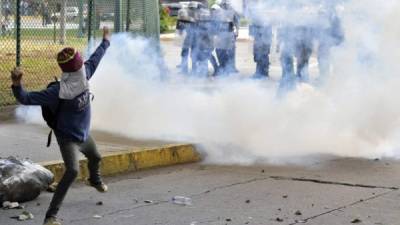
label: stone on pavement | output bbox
[0,162,399,225]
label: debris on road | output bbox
[15,211,34,221]
[245,199,251,204]
[276,217,284,222]
[93,214,102,219]
[0,157,54,203]
[96,201,103,206]
[351,218,362,223]
[282,195,288,198]
[144,200,153,204]
[2,201,21,209]
[294,210,302,216]
[225,218,232,222]
[47,182,58,192]
[172,196,192,206]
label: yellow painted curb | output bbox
[41,144,201,182]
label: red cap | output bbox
[57,47,83,72]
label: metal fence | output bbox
[0,0,159,107]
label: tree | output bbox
[159,2,170,33]
[59,0,66,44]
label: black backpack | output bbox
[41,79,62,147]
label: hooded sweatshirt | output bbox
[12,39,110,142]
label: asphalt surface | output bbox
[1,161,399,225]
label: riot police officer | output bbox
[278,25,296,83]
[248,11,273,78]
[192,4,216,77]
[294,26,313,82]
[316,2,344,79]
[278,2,314,84]
[176,3,197,74]
[213,0,239,75]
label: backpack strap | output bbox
[46,98,63,148]
[46,130,53,148]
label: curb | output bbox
[41,144,201,182]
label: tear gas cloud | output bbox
[16,0,400,164]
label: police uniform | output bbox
[316,5,344,78]
[294,26,313,82]
[192,7,216,76]
[176,6,197,74]
[278,24,313,83]
[213,1,238,75]
[249,22,272,78]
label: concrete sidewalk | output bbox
[0,118,178,163]
[0,116,200,183]
[1,161,399,225]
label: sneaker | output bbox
[43,217,61,225]
[89,181,108,193]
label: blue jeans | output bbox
[45,135,102,219]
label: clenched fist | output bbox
[11,67,23,86]
[103,26,111,41]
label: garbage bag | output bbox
[0,157,54,203]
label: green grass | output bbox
[0,38,89,106]
[1,16,118,106]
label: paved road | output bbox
[1,161,399,225]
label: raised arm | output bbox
[85,27,111,80]
[11,68,59,106]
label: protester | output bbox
[10,27,111,225]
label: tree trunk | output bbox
[59,0,66,44]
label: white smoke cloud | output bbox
[16,0,400,164]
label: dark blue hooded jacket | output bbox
[12,39,110,142]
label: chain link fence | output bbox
[0,0,159,107]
